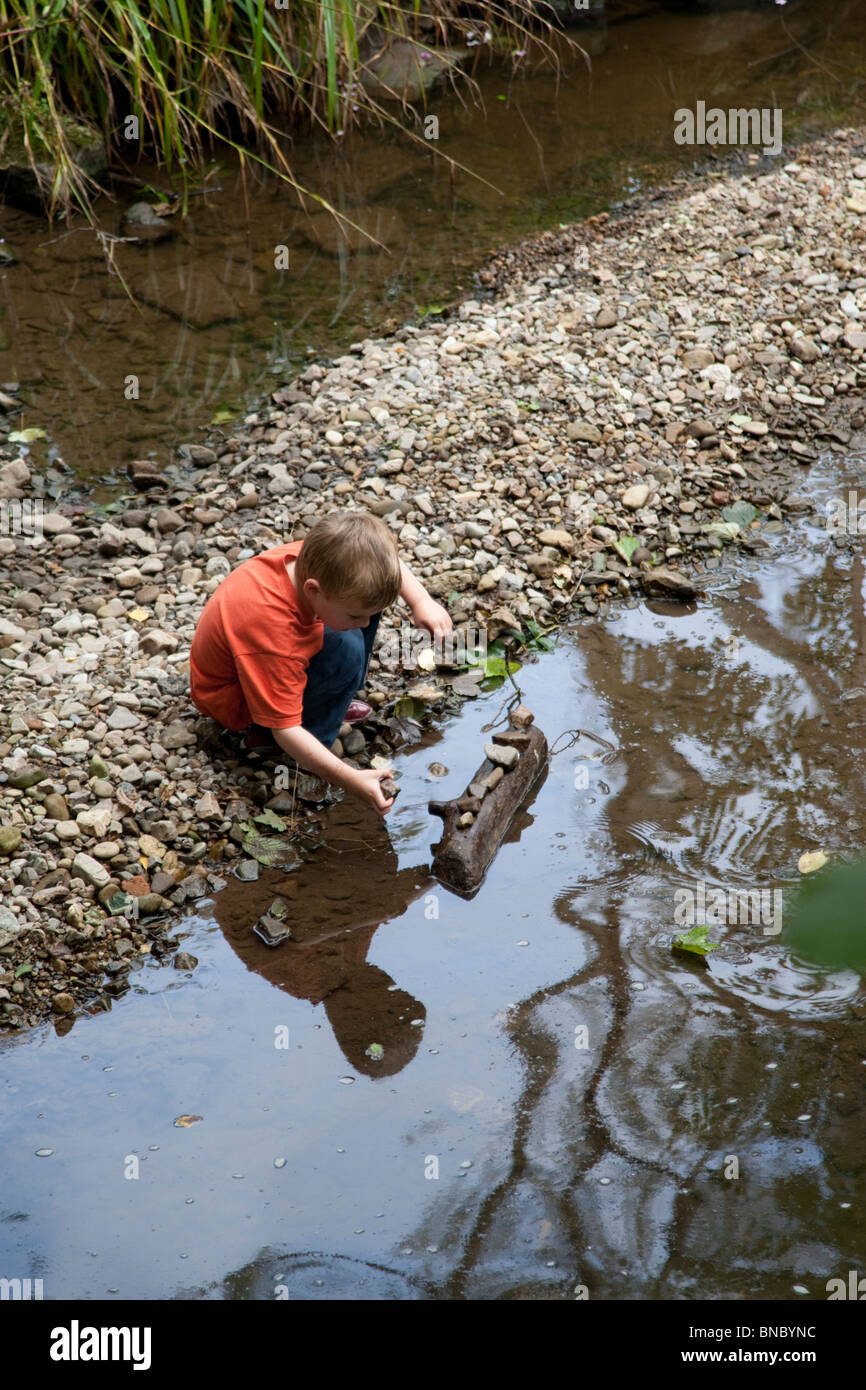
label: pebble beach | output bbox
[2,125,866,1032]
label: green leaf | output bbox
[721,500,759,529]
[9,427,47,443]
[785,856,866,973]
[365,1042,384,1061]
[419,303,445,317]
[254,808,286,831]
[613,535,641,564]
[524,620,541,638]
[210,408,236,425]
[483,655,523,679]
[529,635,555,652]
[673,924,722,957]
[14,963,31,979]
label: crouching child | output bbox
[189,510,452,815]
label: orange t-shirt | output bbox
[189,541,323,731]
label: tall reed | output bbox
[0,1,569,218]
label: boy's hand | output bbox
[411,596,453,639]
[349,768,397,816]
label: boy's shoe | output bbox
[345,699,372,723]
[243,724,278,752]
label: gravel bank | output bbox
[2,126,866,1032]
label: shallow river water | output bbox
[1,0,864,487]
[3,447,866,1299]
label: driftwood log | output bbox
[428,708,548,897]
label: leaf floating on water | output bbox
[365,1043,385,1061]
[798,850,828,874]
[786,856,866,973]
[241,830,302,869]
[9,427,47,443]
[173,1115,203,1128]
[672,925,722,958]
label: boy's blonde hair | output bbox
[294,510,402,610]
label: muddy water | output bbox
[3,446,866,1300]
[1,0,865,488]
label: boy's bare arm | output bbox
[272,725,395,816]
[398,560,453,637]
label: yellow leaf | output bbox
[798,850,828,874]
[128,607,150,622]
[173,1114,203,1128]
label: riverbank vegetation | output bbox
[0,1,576,218]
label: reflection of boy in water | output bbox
[215,800,431,1077]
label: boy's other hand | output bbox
[351,768,397,816]
[411,596,453,639]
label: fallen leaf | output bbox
[127,606,151,622]
[613,535,641,564]
[672,924,722,958]
[173,1114,203,1128]
[798,850,828,874]
[9,427,47,443]
[786,856,866,971]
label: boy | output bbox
[189,511,452,815]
